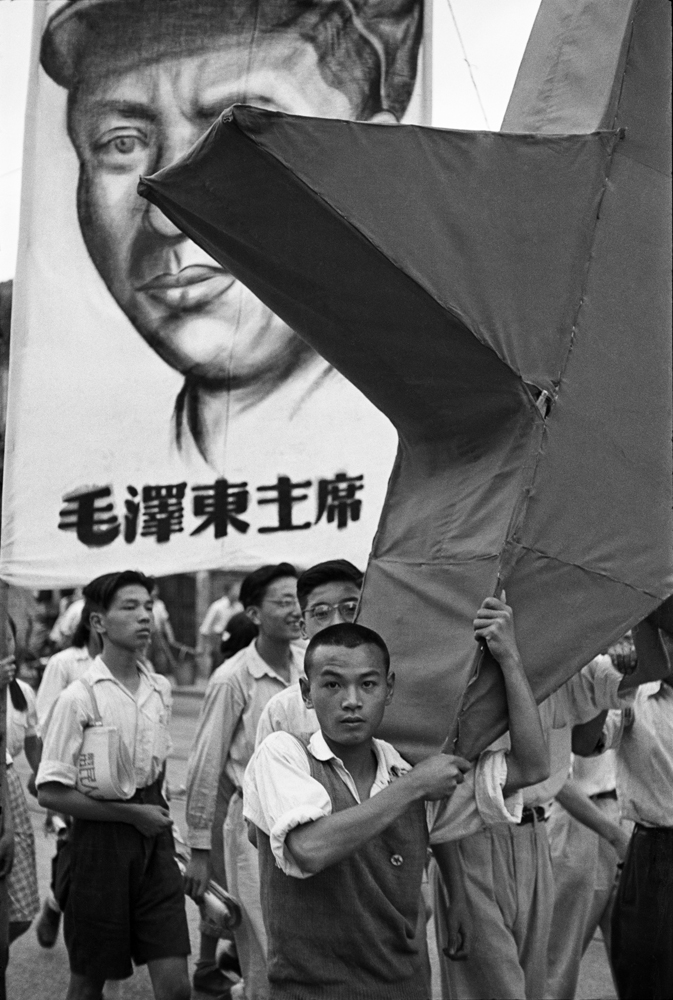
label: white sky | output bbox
[0,0,540,281]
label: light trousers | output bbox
[224,792,269,1000]
[545,795,627,999]
[433,819,553,1000]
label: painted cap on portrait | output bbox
[40,0,423,120]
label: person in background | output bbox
[34,600,100,950]
[148,585,178,678]
[597,605,673,1000]
[220,613,259,669]
[255,559,362,746]
[199,585,243,675]
[434,617,671,1000]
[192,610,260,993]
[545,633,637,999]
[36,570,190,1000]
[184,564,303,999]
[0,647,41,949]
[545,749,631,998]
[49,590,85,651]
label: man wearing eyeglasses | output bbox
[255,560,364,746]
[184,563,303,999]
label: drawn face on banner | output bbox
[67,35,359,391]
[41,0,420,461]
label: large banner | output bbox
[1,0,428,587]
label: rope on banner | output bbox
[446,0,490,128]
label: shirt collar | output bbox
[641,680,666,698]
[307,730,411,785]
[89,655,160,699]
[246,640,303,685]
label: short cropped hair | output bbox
[239,563,297,610]
[304,622,390,676]
[83,570,155,612]
[296,559,363,610]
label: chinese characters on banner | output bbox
[1,0,427,585]
[59,473,364,546]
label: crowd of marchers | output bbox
[1,561,671,1000]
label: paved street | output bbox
[6,692,616,999]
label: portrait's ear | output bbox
[385,670,395,705]
[367,110,399,125]
[299,675,313,708]
[300,618,308,641]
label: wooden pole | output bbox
[0,579,9,998]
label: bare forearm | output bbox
[556,782,619,841]
[432,840,465,903]
[500,654,549,792]
[38,782,138,824]
[287,773,423,875]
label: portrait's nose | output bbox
[145,201,184,239]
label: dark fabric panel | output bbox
[139,120,525,445]
[511,88,672,598]
[232,108,616,392]
[456,545,659,759]
[359,556,500,760]
[137,0,671,759]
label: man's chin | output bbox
[132,312,288,386]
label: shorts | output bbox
[6,766,40,924]
[64,780,190,981]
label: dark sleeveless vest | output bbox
[257,738,429,1000]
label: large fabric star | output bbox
[139,0,671,759]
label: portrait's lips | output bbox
[137,265,236,311]
[340,716,365,726]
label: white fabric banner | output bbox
[1,0,428,587]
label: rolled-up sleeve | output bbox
[428,748,522,843]
[599,708,628,751]
[186,674,244,850]
[36,658,70,735]
[36,687,89,788]
[551,655,624,728]
[243,732,332,878]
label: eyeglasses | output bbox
[263,597,300,610]
[304,599,359,625]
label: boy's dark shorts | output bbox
[64,784,190,981]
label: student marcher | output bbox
[184,563,304,1000]
[244,597,549,1000]
[437,603,673,1000]
[545,748,631,999]
[0,648,40,947]
[36,571,190,1000]
[34,600,99,950]
[595,607,673,1000]
[255,559,363,746]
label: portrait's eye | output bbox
[93,129,149,166]
[112,136,139,154]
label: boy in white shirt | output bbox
[37,570,190,1000]
[245,598,548,1000]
